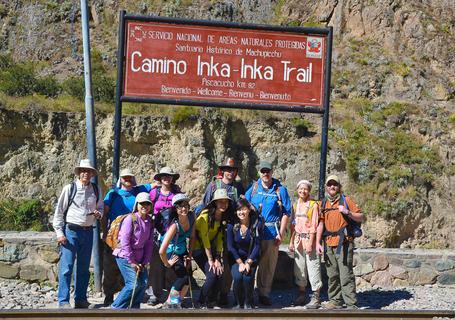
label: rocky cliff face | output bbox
[0,0,454,248]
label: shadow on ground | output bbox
[358,289,413,309]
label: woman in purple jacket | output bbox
[111,192,154,309]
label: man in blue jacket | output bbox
[245,161,291,306]
[101,168,151,306]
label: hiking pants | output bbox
[257,239,279,297]
[57,225,93,306]
[102,244,124,298]
[193,250,222,304]
[325,241,357,307]
[112,257,148,309]
[231,263,256,307]
[294,245,322,291]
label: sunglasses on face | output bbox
[139,202,152,206]
[260,169,271,174]
[176,203,189,210]
[223,168,237,173]
[326,181,339,187]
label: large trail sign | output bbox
[124,21,326,108]
[114,13,333,198]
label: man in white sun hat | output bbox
[53,159,103,309]
[101,168,151,306]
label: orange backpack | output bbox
[105,213,137,250]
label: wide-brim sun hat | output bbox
[74,159,97,176]
[154,167,180,181]
[133,192,153,212]
[209,189,231,206]
[218,157,238,171]
[325,174,341,185]
[120,168,135,177]
[172,193,190,207]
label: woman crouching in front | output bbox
[111,192,153,309]
[159,194,195,308]
[191,188,233,308]
[227,198,262,309]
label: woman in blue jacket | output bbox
[226,198,262,309]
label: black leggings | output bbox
[168,253,190,291]
[193,250,222,303]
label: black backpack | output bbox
[153,207,174,237]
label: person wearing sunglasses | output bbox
[191,189,233,308]
[321,175,363,310]
[245,160,291,306]
[159,194,195,308]
[199,157,244,306]
[111,192,154,309]
[146,167,182,305]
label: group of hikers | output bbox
[53,157,364,310]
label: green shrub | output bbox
[63,74,115,103]
[449,114,455,123]
[171,106,199,126]
[0,63,36,96]
[63,76,85,100]
[0,53,13,69]
[292,118,313,135]
[93,74,115,103]
[0,199,48,231]
[35,75,62,97]
[334,99,443,219]
[0,59,61,97]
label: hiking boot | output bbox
[294,294,307,306]
[346,304,359,310]
[258,295,272,306]
[244,304,253,309]
[147,293,158,305]
[74,300,95,309]
[323,300,343,309]
[103,294,114,306]
[305,295,321,309]
[58,303,72,309]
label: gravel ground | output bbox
[0,279,454,311]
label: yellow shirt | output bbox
[193,209,224,253]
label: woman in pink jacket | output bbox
[288,180,323,309]
[111,192,154,309]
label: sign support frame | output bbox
[112,11,333,199]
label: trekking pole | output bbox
[129,269,140,309]
[186,256,195,309]
[188,273,195,309]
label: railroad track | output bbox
[0,309,454,320]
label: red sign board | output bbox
[123,21,327,107]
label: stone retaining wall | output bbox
[1,232,454,288]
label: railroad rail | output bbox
[0,309,454,320]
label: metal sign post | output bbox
[81,0,101,292]
[113,13,332,198]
